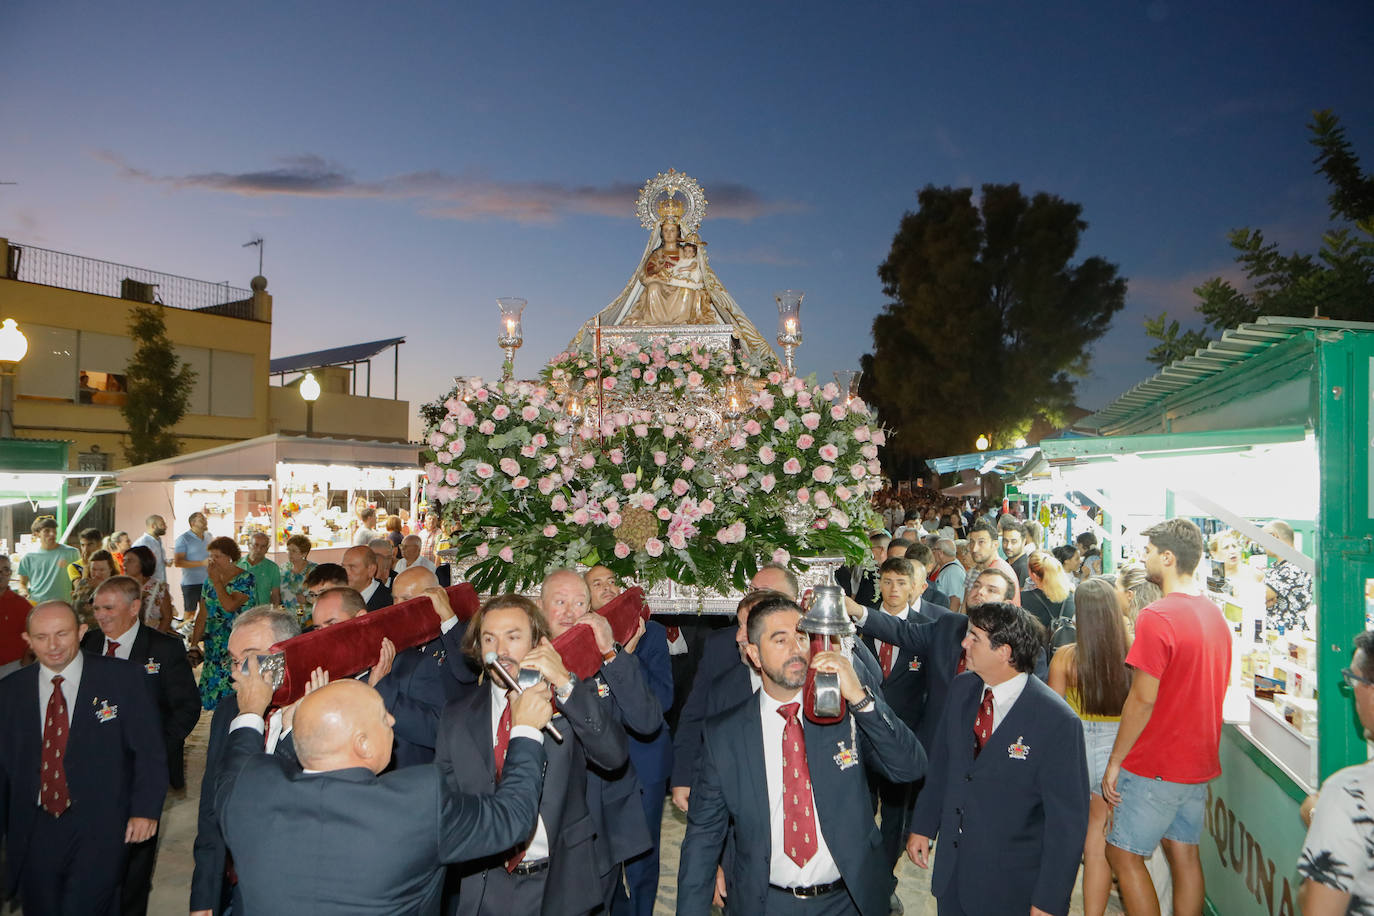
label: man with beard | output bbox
[677,596,924,916]
[964,519,1020,606]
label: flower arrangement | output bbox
[420,337,884,595]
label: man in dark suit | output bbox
[0,601,167,915]
[835,532,888,610]
[215,651,551,916]
[677,596,925,916]
[83,576,200,916]
[859,557,948,914]
[439,594,628,916]
[908,602,1088,916]
[190,605,302,916]
[586,565,675,916]
[343,544,393,611]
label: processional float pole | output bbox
[774,290,804,377]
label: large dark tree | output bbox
[860,183,1126,465]
[1146,110,1374,366]
[122,305,196,465]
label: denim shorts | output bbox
[1082,720,1119,795]
[1106,768,1208,855]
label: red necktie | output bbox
[41,675,71,816]
[956,648,967,674]
[777,702,818,868]
[105,640,119,657]
[973,687,995,756]
[878,641,895,679]
[665,625,681,643]
[492,699,528,871]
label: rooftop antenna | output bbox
[243,236,264,276]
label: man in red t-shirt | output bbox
[0,553,34,677]
[1102,518,1231,916]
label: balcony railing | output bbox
[7,243,258,319]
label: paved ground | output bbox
[141,712,1124,915]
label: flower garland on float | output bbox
[419,338,884,595]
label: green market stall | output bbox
[1027,317,1374,916]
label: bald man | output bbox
[216,668,551,915]
[0,601,167,914]
[394,535,436,576]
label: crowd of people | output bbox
[0,496,1332,916]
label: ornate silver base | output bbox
[595,323,737,355]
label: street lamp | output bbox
[299,371,321,437]
[975,433,990,451]
[0,318,29,438]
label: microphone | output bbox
[484,652,564,743]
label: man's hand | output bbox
[234,656,273,718]
[125,816,158,844]
[423,586,455,623]
[510,683,554,731]
[907,833,932,869]
[367,638,396,687]
[671,785,691,813]
[523,639,573,689]
[624,617,647,654]
[1101,760,1122,807]
[811,650,864,703]
[843,595,864,621]
[580,613,616,655]
[713,866,728,906]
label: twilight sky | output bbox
[3,2,1372,442]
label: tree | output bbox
[1145,110,1374,367]
[122,305,196,465]
[860,183,1126,465]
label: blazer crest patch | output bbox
[1008,736,1030,760]
[907,658,922,672]
[832,740,859,770]
[143,658,161,674]
[595,679,610,699]
[95,699,119,723]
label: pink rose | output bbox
[478,420,496,435]
[783,457,802,475]
[607,512,623,528]
[822,382,840,401]
[653,451,667,467]
[499,546,514,563]
[645,538,664,558]
[743,420,762,436]
[614,541,632,559]
[699,498,715,514]
[450,438,466,457]
[835,485,852,501]
[797,487,810,504]
[673,478,690,497]
[426,466,442,484]
[520,444,536,458]
[728,432,746,450]
[657,506,672,521]
[602,376,616,390]
[500,457,520,476]
[640,493,657,510]
[867,459,882,475]
[634,424,650,437]
[572,508,590,525]
[819,444,839,462]
[643,369,657,384]
[756,392,775,411]
[767,371,783,385]
[760,474,776,493]
[854,425,871,442]
[669,531,687,550]
[580,453,596,469]
[456,408,477,427]
[512,476,530,490]
[609,448,624,465]
[687,371,703,387]
[543,524,558,537]
[772,548,790,565]
[521,405,540,422]
[849,463,866,479]
[475,542,490,558]
[801,412,821,430]
[773,417,790,433]
[429,432,447,449]
[796,391,812,408]
[475,463,495,480]
[444,468,461,486]
[492,404,510,421]
[551,494,569,512]
[621,473,638,490]
[830,405,847,421]
[715,528,733,544]
[872,430,886,446]
[731,463,748,479]
[796,434,814,449]
[814,491,832,510]
[538,476,557,495]
[813,465,834,483]
[682,456,696,472]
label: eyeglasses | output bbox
[1342,668,1374,690]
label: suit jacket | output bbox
[861,599,947,737]
[625,620,674,787]
[920,585,952,609]
[586,640,666,870]
[365,580,393,612]
[82,624,200,786]
[437,678,628,916]
[910,673,1088,916]
[677,690,926,916]
[0,654,168,896]
[836,565,878,609]
[375,622,474,768]
[216,720,546,916]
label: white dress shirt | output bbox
[103,621,140,660]
[982,671,1029,738]
[489,682,550,860]
[758,688,843,888]
[38,651,84,732]
[393,557,437,575]
[359,579,380,605]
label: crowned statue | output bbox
[573,170,773,356]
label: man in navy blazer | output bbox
[908,602,1088,916]
[83,576,201,916]
[0,601,167,915]
[190,606,302,916]
[216,652,551,916]
[586,565,675,916]
[439,594,628,916]
[677,596,925,916]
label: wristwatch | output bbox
[849,686,877,713]
[554,674,578,703]
[601,642,622,664]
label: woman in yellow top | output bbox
[1048,577,1133,916]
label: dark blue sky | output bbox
[4,1,1371,438]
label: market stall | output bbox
[1024,317,1373,915]
[116,434,421,593]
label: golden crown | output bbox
[657,195,685,220]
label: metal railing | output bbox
[8,243,257,318]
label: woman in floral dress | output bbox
[279,534,318,627]
[193,536,255,710]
